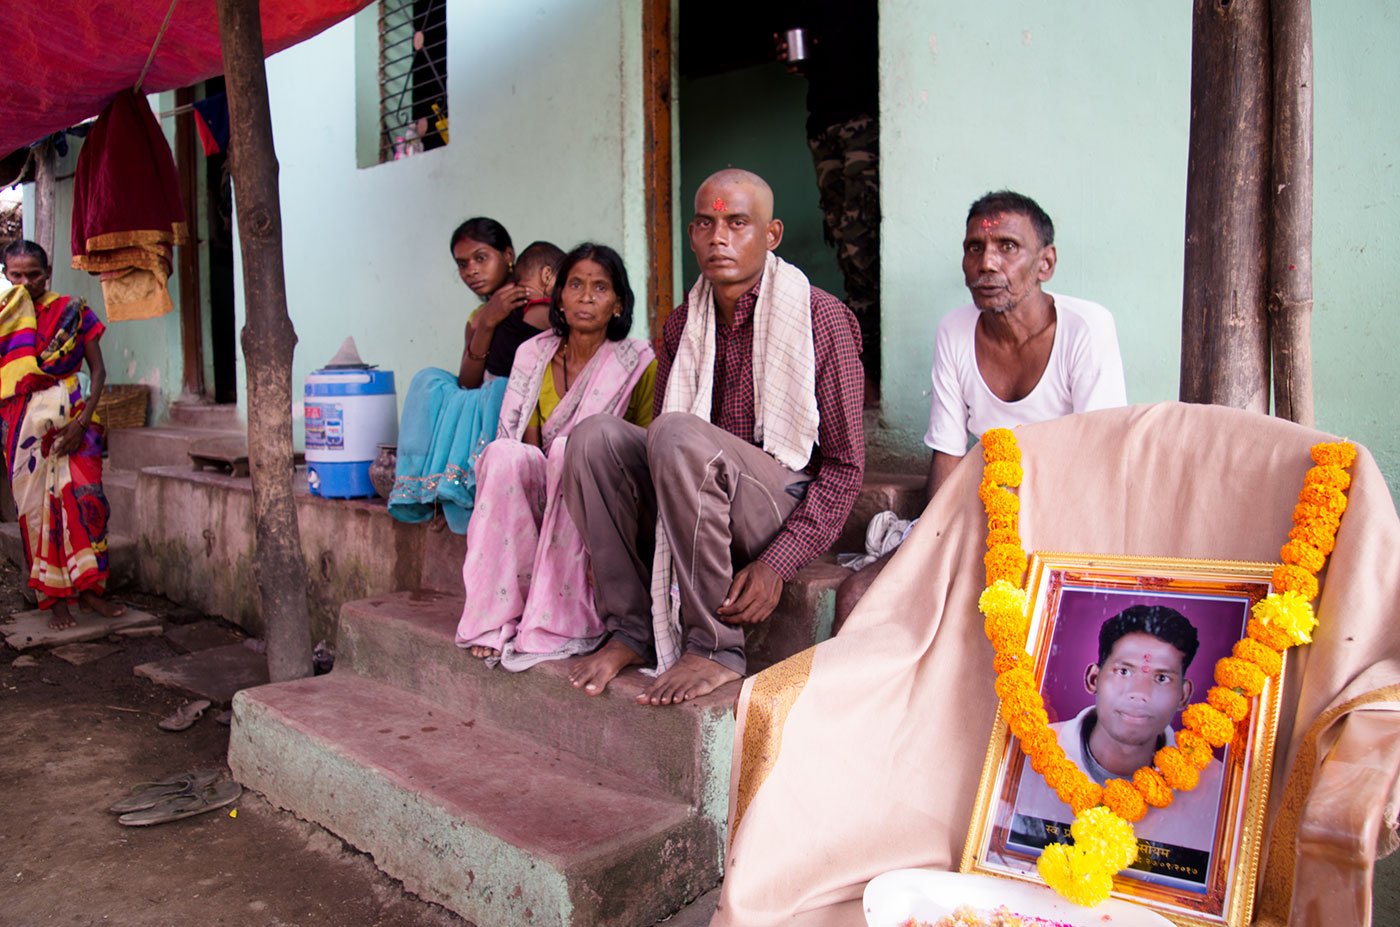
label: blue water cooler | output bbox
[304,366,397,498]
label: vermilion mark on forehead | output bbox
[979,217,1000,230]
[712,197,728,212]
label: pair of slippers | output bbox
[157,699,212,732]
[108,768,242,826]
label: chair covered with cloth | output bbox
[712,402,1400,927]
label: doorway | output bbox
[670,2,881,399]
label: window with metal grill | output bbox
[378,0,448,162]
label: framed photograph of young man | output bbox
[961,553,1286,927]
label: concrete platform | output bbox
[168,400,243,431]
[746,555,849,672]
[1,606,159,650]
[103,468,138,536]
[230,673,721,927]
[0,521,139,592]
[134,641,269,706]
[836,470,928,552]
[107,425,243,473]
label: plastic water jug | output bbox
[304,367,397,498]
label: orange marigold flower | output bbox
[1183,703,1235,747]
[1176,730,1216,771]
[1133,767,1174,808]
[1298,483,1349,517]
[1102,778,1147,823]
[1288,522,1337,556]
[987,513,1019,534]
[986,527,1022,550]
[1310,441,1357,469]
[1272,564,1319,601]
[983,460,1023,487]
[1304,464,1351,492]
[1067,781,1105,815]
[1216,656,1267,697]
[993,650,1028,674]
[981,429,1021,463]
[1155,746,1200,792]
[1019,726,1059,760]
[1232,637,1283,678]
[994,666,1036,700]
[1206,685,1250,722]
[1280,539,1327,574]
[982,487,1021,518]
[986,612,1030,654]
[1247,616,1296,652]
[985,544,1028,587]
[1043,760,1079,793]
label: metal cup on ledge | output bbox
[774,27,810,72]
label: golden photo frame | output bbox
[960,553,1284,927]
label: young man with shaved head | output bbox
[563,168,865,706]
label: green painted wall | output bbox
[255,1,651,447]
[878,1,1398,500]
[678,63,844,299]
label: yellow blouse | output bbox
[527,358,657,432]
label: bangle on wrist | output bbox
[466,344,489,362]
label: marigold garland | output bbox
[977,428,1355,906]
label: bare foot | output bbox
[637,653,740,706]
[568,638,643,696]
[78,591,126,618]
[468,645,499,660]
[47,601,77,631]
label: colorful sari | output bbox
[455,333,654,670]
[0,287,110,607]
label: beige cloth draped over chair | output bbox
[712,402,1400,927]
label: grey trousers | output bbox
[562,412,805,675]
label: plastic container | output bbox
[304,367,397,498]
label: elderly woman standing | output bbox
[456,243,655,670]
[1,240,125,629]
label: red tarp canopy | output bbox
[2,0,371,159]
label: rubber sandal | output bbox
[118,780,242,827]
[108,768,223,814]
[156,699,212,732]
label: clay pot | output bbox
[369,444,398,499]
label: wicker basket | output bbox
[96,383,150,430]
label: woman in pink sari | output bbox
[455,243,655,670]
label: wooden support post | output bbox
[1180,0,1272,412]
[642,0,674,339]
[175,85,207,400]
[217,0,312,681]
[1268,0,1314,426]
[33,140,56,262]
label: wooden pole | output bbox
[175,85,207,399]
[642,0,674,339]
[1267,0,1314,425]
[216,0,312,681]
[33,140,56,262]
[1180,0,1272,412]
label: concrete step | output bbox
[103,468,137,536]
[336,591,735,805]
[0,521,138,595]
[168,400,242,430]
[745,556,849,673]
[836,470,927,553]
[230,673,720,927]
[106,425,243,472]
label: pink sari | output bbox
[455,333,654,669]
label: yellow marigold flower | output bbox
[1133,767,1174,808]
[1176,730,1216,771]
[1101,779,1147,823]
[1288,522,1337,556]
[1072,806,1140,870]
[1206,685,1250,722]
[1280,539,1327,574]
[1155,746,1200,792]
[1252,591,1318,645]
[1305,464,1351,492]
[979,580,1028,617]
[1310,441,1356,469]
[985,544,1028,587]
[1183,703,1235,747]
[1272,564,1319,601]
[1232,637,1283,678]
[983,460,1023,487]
[1247,616,1296,652]
[1216,656,1267,697]
[1038,843,1114,907]
[981,428,1021,463]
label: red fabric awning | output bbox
[2,0,371,159]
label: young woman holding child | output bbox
[388,218,562,533]
[455,242,655,670]
[1,240,125,629]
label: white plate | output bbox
[862,869,1173,927]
